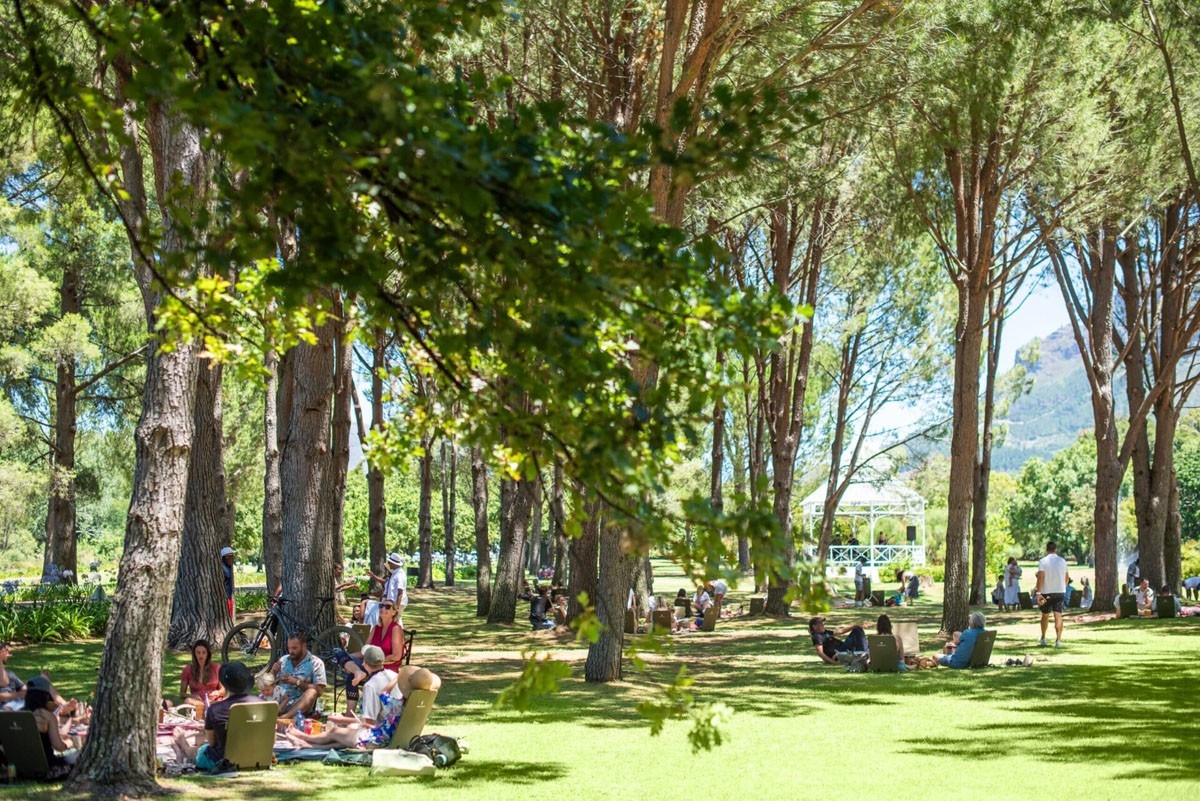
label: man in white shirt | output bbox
[705,578,728,611]
[1033,540,1070,648]
[365,552,409,627]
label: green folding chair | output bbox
[223,701,278,769]
[386,688,439,749]
[867,635,900,673]
[651,609,675,633]
[1157,595,1178,619]
[0,711,51,779]
[968,630,997,668]
[700,606,718,632]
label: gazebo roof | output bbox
[799,479,925,517]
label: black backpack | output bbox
[407,734,462,768]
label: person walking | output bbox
[1033,541,1069,648]
[220,546,237,621]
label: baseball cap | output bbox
[362,645,386,667]
[27,676,52,692]
[219,546,236,558]
[386,552,404,567]
[808,616,826,632]
[218,661,253,695]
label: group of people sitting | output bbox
[1130,578,1182,616]
[807,611,996,671]
[0,640,93,778]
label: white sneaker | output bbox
[1037,638,1047,647]
[1054,640,1062,648]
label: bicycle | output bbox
[221,595,364,677]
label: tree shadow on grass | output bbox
[422,759,569,789]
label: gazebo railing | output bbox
[826,544,925,567]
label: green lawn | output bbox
[5,561,1198,800]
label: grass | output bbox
[4,560,1198,800]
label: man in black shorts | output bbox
[1034,540,1070,647]
[809,617,868,665]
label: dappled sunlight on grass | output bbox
[6,559,1200,799]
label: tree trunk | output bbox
[568,497,601,622]
[442,439,457,587]
[1166,476,1182,590]
[528,472,544,575]
[68,94,205,796]
[262,347,286,594]
[942,276,987,635]
[1120,244,1157,585]
[368,334,387,589]
[279,306,337,631]
[551,460,567,586]
[262,215,295,595]
[970,298,1005,605]
[710,350,725,518]
[417,437,435,588]
[168,361,232,648]
[488,476,535,624]
[471,446,492,616]
[584,518,633,682]
[328,301,354,580]
[43,266,80,583]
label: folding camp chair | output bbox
[651,609,675,633]
[894,622,920,657]
[968,630,997,668]
[386,688,439,750]
[624,609,637,634]
[1119,595,1139,619]
[352,624,371,645]
[223,701,278,769]
[700,606,718,632]
[0,711,51,779]
[1157,595,1178,619]
[867,635,900,673]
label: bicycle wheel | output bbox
[312,625,364,672]
[222,621,278,675]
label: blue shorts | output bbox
[195,743,218,772]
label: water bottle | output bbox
[294,710,304,732]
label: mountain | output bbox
[990,325,1119,472]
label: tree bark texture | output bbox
[551,460,567,586]
[368,334,388,588]
[764,199,823,616]
[168,361,232,649]
[42,265,80,582]
[70,94,205,796]
[442,440,457,587]
[471,446,492,616]
[528,472,544,575]
[488,476,535,624]
[970,292,1005,604]
[584,517,634,682]
[328,302,354,579]
[262,347,285,594]
[567,497,601,623]
[417,436,435,589]
[279,307,337,632]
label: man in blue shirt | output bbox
[939,612,986,668]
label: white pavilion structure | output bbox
[799,478,927,567]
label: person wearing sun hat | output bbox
[219,545,237,620]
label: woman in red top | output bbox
[339,601,405,712]
[179,639,223,715]
[368,600,405,671]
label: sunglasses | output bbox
[380,604,395,610]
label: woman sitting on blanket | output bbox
[285,664,440,750]
[873,614,908,671]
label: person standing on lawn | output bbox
[220,546,236,620]
[1034,540,1069,648]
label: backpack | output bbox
[407,734,462,768]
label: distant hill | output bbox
[990,325,1121,472]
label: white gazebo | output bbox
[799,478,927,567]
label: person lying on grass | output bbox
[809,616,867,665]
[285,664,441,750]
